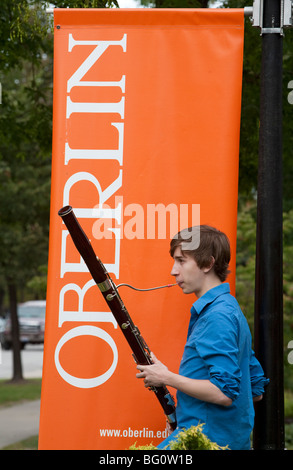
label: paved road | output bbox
[0,344,43,380]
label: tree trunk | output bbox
[7,279,24,382]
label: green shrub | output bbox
[166,424,229,450]
[129,424,228,450]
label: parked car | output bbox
[0,300,46,350]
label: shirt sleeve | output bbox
[193,312,242,401]
[249,350,270,397]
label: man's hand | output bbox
[136,353,169,388]
[253,394,263,403]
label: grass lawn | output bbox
[2,435,39,450]
[0,378,42,407]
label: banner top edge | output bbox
[53,8,245,28]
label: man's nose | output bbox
[171,262,178,276]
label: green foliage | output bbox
[129,424,228,450]
[51,0,119,7]
[26,264,48,299]
[285,390,293,418]
[129,442,158,449]
[236,200,257,332]
[0,1,55,79]
[0,46,52,293]
[2,435,39,450]
[236,201,293,389]
[9,1,48,44]
[166,424,229,450]
[285,423,293,450]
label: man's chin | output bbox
[181,286,192,294]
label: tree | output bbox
[219,0,293,202]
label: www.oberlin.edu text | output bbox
[98,454,192,467]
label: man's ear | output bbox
[203,256,215,274]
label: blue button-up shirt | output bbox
[158,283,269,450]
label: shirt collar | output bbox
[191,283,231,317]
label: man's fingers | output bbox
[150,352,158,363]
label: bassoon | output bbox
[58,205,177,430]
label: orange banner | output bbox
[39,8,244,450]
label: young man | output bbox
[136,225,269,450]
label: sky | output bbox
[118,0,142,7]
[117,0,224,6]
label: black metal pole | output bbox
[253,0,285,450]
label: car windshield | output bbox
[18,306,46,318]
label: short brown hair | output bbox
[170,225,231,282]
